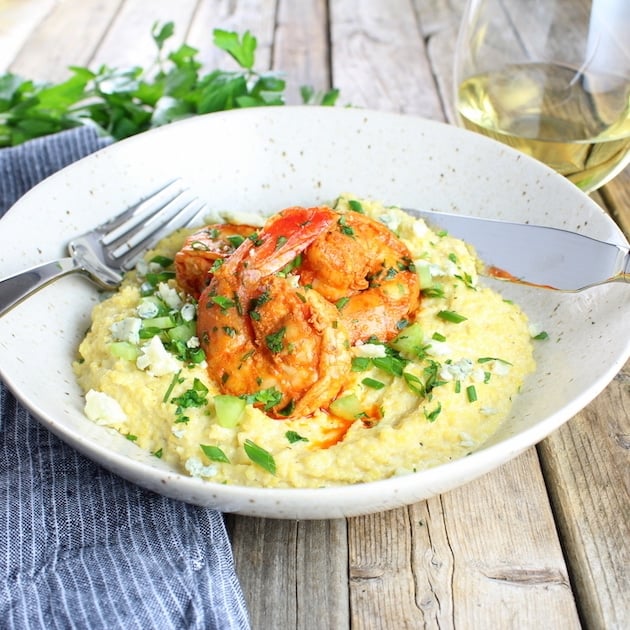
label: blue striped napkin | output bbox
[0,127,250,630]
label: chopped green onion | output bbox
[149,255,174,267]
[163,370,182,403]
[244,439,276,474]
[362,377,385,390]
[201,444,230,463]
[335,296,350,311]
[424,402,442,422]
[351,357,371,372]
[422,285,445,298]
[437,310,467,324]
[466,385,477,402]
[403,372,425,397]
[227,235,246,248]
[477,356,512,365]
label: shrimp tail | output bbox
[238,206,337,284]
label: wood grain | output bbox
[187,0,276,71]
[0,0,57,72]
[7,0,121,81]
[1,1,628,628]
[226,516,350,629]
[273,0,330,105]
[538,359,630,630]
[329,0,443,118]
[89,0,198,71]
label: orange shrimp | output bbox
[175,224,256,299]
[197,206,352,418]
[299,209,420,343]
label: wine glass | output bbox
[453,0,630,193]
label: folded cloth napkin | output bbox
[0,127,250,630]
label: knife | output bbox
[404,208,630,292]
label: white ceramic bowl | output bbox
[1,107,628,519]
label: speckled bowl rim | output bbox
[1,107,628,518]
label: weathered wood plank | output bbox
[346,450,580,628]
[226,516,350,629]
[273,0,330,105]
[436,449,580,628]
[329,0,443,118]
[413,0,467,124]
[0,0,58,73]
[348,507,426,628]
[296,519,350,629]
[186,0,276,71]
[538,359,630,630]
[227,516,299,628]
[89,0,198,71]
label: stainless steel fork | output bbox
[0,179,206,317]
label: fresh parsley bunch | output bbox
[0,22,338,147]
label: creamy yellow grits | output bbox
[74,195,536,488]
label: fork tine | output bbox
[113,196,207,270]
[99,179,187,246]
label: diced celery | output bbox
[168,321,196,343]
[141,315,175,330]
[329,393,364,420]
[416,262,433,289]
[109,341,141,361]
[214,395,246,428]
[390,322,424,358]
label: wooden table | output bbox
[2,1,628,628]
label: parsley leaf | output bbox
[0,23,339,147]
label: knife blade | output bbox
[404,208,630,292]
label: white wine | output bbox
[457,63,630,192]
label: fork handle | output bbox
[0,257,80,317]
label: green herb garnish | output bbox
[200,444,230,463]
[285,431,308,444]
[244,439,276,474]
[437,310,467,324]
[0,24,339,148]
[362,377,385,390]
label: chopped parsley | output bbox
[348,199,365,213]
[286,431,308,444]
[337,215,355,236]
[265,327,286,353]
[171,378,209,423]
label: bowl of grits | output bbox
[0,107,628,518]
